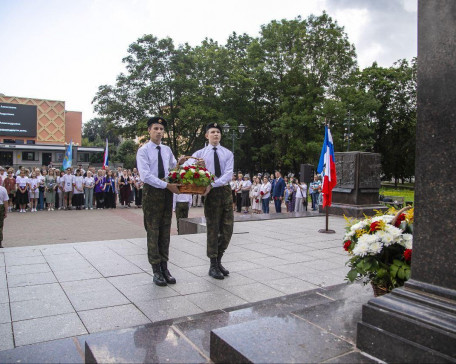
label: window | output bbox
[77,153,89,162]
[15,139,24,144]
[26,140,35,145]
[3,139,15,144]
[22,152,36,161]
[55,152,64,162]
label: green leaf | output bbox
[397,267,405,280]
[347,269,358,282]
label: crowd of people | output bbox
[229,170,323,214]
[0,164,144,212]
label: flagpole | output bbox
[318,118,335,234]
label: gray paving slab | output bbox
[0,303,11,324]
[135,296,204,322]
[0,288,9,304]
[4,255,46,266]
[52,267,103,282]
[7,271,57,288]
[10,293,74,321]
[238,267,291,283]
[6,263,51,276]
[185,289,248,311]
[0,323,14,351]
[9,283,66,302]
[224,282,284,302]
[13,313,87,347]
[78,304,151,333]
[263,277,320,294]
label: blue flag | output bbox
[63,140,72,170]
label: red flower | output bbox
[343,240,351,251]
[172,172,177,179]
[255,199,259,203]
[190,166,196,169]
[394,214,406,227]
[260,191,264,196]
[180,172,185,178]
[206,173,210,178]
[194,173,200,179]
[404,249,412,262]
[184,166,190,171]
[369,221,381,232]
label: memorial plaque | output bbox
[358,154,381,189]
[335,153,355,189]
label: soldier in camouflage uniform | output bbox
[190,123,234,280]
[136,117,184,287]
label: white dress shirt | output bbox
[173,193,192,210]
[260,182,271,199]
[0,186,9,205]
[296,183,307,198]
[190,144,234,188]
[137,141,177,189]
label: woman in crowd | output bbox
[72,169,84,210]
[28,170,39,212]
[56,170,65,209]
[128,169,135,206]
[250,176,261,214]
[61,168,74,210]
[241,174,252,214]
[3,168,16,212]
[260,175,271,214]
[45,168,57,211]
[16,169,29,213]
[84,170,95,210]
[294,179,307,212]
[230,175,237,212]
[94,169,104,209]
[36,169,45,211]
[134,171,143,208]
[119,169,131,207]
[289,179,297,212]
[103,170,116,209]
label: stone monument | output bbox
[320,151,387,217]
[356,1,456,362]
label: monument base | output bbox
[357,280,456,363]
[319,203,388,218]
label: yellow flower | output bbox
[405,208,414,223]
[355,228,368,238]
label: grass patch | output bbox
[380,187,415,202]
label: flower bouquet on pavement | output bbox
[343,206,414,296]
[168,156,215,194]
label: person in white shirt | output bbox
[73,169,84,210]
[84,170,95,210]
[294,179,308,213]
[0,167,6,184]
[241,174,252,213]
[229,175,237,211]
[136,117,185,287]
[188,122,234,280]
[260,176,271,213]
[61,168,75,210]
[28,171,39,212]
[250,176,261,214]
[173,193,192,234]
[36,169,45,211]
[16,169,29,213]
[0,185,9,248]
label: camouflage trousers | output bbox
[0,205,4,243]
[142,184,173,265]
[204,185,234,258]
[175,202,189,235]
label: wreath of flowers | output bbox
[168,164,215,187]
[344,207,414,291]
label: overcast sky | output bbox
[0,0,417,123]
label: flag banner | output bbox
[317,126,337,207]
[102,138,109,169]
[62,140,72,170]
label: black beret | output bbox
[206,122,222,133]
[147,117,167,128]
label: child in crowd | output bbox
[28,171,39,212]
[62,168,74,210]
[83,170,95,210]
[94,169,104,209]
[73,169,84,210]
[3,168,16,212]
[16,169,29,213]
[103,170,116,208]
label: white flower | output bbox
[372,215,394,223]
[344,231,355,240]
[381,232,396,247]
[385,225,403,238]
[179,169,186,175]
[198,170,206,175]
[350,221,368,232]
[352,240,370,257]
[401,233,413,249]
[368,240,383,255]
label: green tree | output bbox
[116,140,139,169]
[82,118,120,146]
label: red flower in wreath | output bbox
[184,166,190,171]
[172,172,177,179]
[180,172,186,178]
[206,173,210,178]
[369,221,381,232]
[260,191,264,196]
[394,213,406,227]
[190,166,196,169]
[194,173,200,179]
[404,249,412,262]
[255,199,259,203]
[343,240,351,251]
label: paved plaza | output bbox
[0,213,349,351]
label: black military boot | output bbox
[217,254,229,276]
[208,258,224,280]
[160,261,176,284]
[152,264,167,287]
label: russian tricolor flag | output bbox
[102,138,109,170]
[317,126,337,207]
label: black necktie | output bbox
[157,146,165,179]
[213,147,221,178]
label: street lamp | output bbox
[223,123,246,170]
[343,111,354,152]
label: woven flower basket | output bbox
[371,282,389,297]
[178,184,207,194]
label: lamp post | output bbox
[343,111,354,152]
[222,123,246,170]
